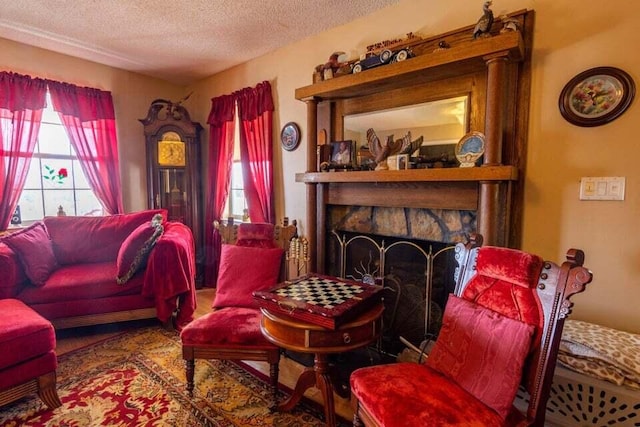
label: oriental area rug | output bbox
[0,326,343,426]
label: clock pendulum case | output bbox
[140,98,204,283]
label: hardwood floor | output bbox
[54,288,354,421]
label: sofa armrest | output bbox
[143,222,196,329]
[0,243,28,298]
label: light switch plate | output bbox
[580,177,625,200]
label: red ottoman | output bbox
[0,299,61,409]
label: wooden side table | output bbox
[260,303,383,427]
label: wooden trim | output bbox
[296,166,517,184]
[325,181,479,210]
[50,308,158,330]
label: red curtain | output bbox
[47,81,124,214]
[0,72,47,230]
[237,81,275,224]
[203,94,236,286]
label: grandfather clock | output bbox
[140,98,203,282]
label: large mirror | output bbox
[343,96,468,167]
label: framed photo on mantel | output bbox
[329,140,354,168]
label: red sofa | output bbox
[0,209,196,330]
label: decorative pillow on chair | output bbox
[116,214,164,284]
[426,295,535,419]
[236,223,277,248]
[213,244,284,308]
[1,222,58,287]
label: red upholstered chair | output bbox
[180,219,297,404]
[350,234,594,427]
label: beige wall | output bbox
[3,0,639,333]
[1,38,184,212]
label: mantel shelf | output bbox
[295,31,524,101]
[295,165,518,184]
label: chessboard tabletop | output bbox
[253,273,384,329]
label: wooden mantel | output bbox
[295,30,524,101]
[296,165,517,184]
[296,10,534,272]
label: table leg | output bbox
[314,353,337,427]
[276,353,337,427]
[277,367,316,412]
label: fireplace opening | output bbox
[326,230,457,357]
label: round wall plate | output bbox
[281,122,301,151]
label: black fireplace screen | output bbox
[326,231,457,357]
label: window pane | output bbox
[72,160,92,189]
[38,123,71,155]
[76,190,103,216]
[230,189,246,217]
[17,190,44,222]
[44,189,74,217]
[41,158,74,190]
[231,162,244,188]
[41,101,61,124]
[23,158,44,189]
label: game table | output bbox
[260,302,384,427]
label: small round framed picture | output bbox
[455,131,485,167]
[559,67,635,127]
[280,122,301,151]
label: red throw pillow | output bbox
[426,295,535,419]
[1,222,59,287]
[213,244,284,308]
[236,223,276,248]
[116,215,164,284]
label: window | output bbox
[223,104,248,221]
[228,161,247,220]
[15,92,103,224]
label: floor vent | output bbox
[515,367,640,426]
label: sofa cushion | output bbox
[425,295,535,419]
[212,244,283,309]
[18,262,143,305]
[44,209,167,265]
[0,299,56,370]
[1,222,58,287]
[116,214,164,284]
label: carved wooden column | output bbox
[479,53,509,245]
[304,97,319,271]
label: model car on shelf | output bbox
[352,47,414,73]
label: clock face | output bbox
[158,140,186,166]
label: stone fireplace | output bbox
[325,205,476,356]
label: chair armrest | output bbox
[0,243,28,298]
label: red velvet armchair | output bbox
[350,235,593,427]
[180,220,297,404]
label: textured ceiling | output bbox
[0,0,400,85]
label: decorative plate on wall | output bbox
[280,122,301,151]
[559,67,635,127]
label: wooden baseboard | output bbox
[51,308,158,330]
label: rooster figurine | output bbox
[473,1,494,39]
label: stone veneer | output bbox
[328,206,476,244]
